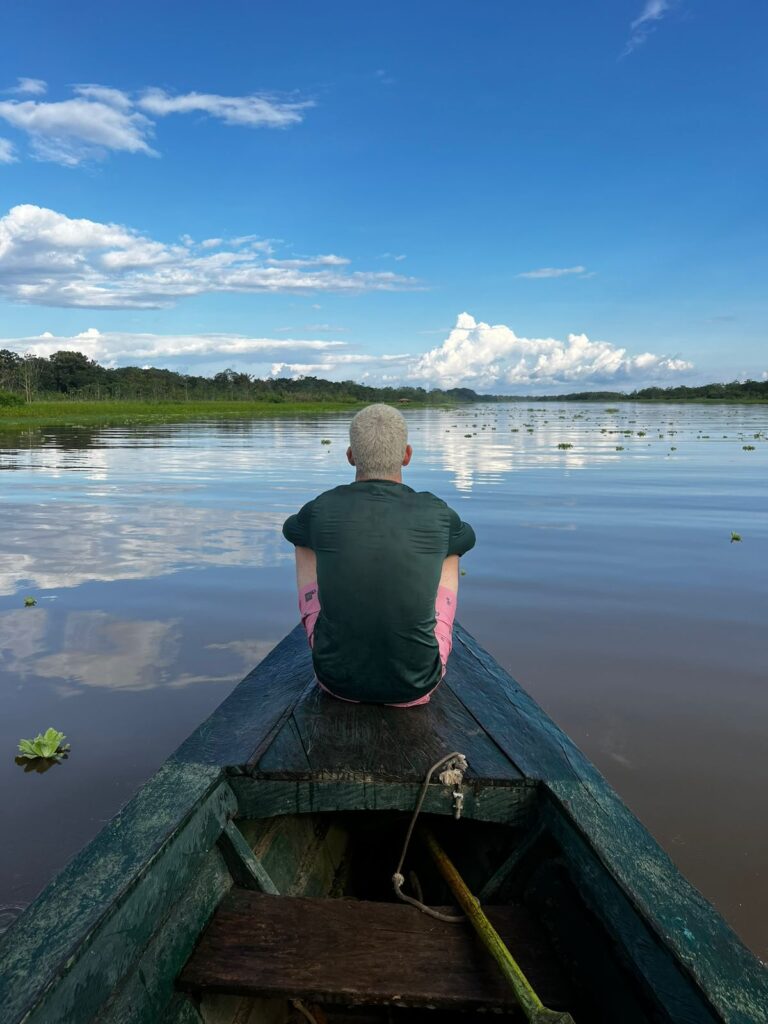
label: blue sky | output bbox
[0,0,765,393]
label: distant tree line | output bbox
[537,380,768,402]
[0,349,484,405]
[2,348,766,405]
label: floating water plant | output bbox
[742,445,755,451]
[557,442,573,450]
[24,596,36,607]
[17,728,70,761]
[320,439,332,445]
[730,532,742,543]
[615,446,624,451]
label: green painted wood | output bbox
[94,848,232,1024]
[230,775,537,826]
[174,626,313,769]
[218,821,279,894]
[23,781,236,1024]
[0,761,224,1024]
[478,823,545,903]
[240,816,349,898]
[256,711,312,774]
[0,628,313,1024]
[158,995,205,1024]
[281,680,522,782]
[542,801,720,1024]
[448,626,768,1024]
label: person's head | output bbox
[347,403,412,481]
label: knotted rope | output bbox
[392,751,468,922]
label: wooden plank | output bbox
[218,821,279,895]
[158,995,205,1024]
[0,761,225,1024]
[449,626,768,1024]
[239,816,349,898]
[94,848,232,1024]
[256,713,312,774]
[478,824,545,903]
[230,776,537,827]
[0,627,314,1024]
[284,681,522,782]
[22,780,236,1024]
[177,891,574,1012]
[174,626,314,769]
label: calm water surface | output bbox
[1,403,766,957]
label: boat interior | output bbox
[176,798,683,1024]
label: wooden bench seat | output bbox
[178,890,572,1013]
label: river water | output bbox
[0,402,766,957]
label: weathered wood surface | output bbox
[178,890,573,1012]
[254,666,524,783]
[230,775,537,827]
[0,628,312,1024]
[448,626,768,1024]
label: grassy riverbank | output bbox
[0,398,372,432]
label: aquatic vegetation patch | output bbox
[24,596,37,607]
[557,442,574,450]
[730,532,742,543]
[17,728,70,761]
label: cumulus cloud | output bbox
[623,0,674,55]
[517,265,590,279]
[409,313,692,391]
[0,312,694,393]
[0,138,16,163]
[0,204,419,308]
[0,81,310,165]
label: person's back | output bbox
[283,404,475,705]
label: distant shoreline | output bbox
[2,393,767,434]
[0,398,374,432]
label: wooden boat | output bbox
[0,624,765,1024]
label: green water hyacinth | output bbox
[17,728,70,761]
[730,532,742,543]
[24,596,36,607]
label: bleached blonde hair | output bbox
[349,404,408,478]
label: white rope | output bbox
[292,998,320,1023]
[392,751,468,922]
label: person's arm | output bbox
[447,508,476,557]
[283,500,318,591]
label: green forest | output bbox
[0,349,483,406]
[1,348,766,406]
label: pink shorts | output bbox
[298,583,457,707]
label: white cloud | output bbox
[1,327,348,366]
[0,204,419,308]
[0,81,310,165]
[0,310,694,393]
[137,87,310,128]
[0,138,16,163]
[0,96,155,165]
[517,265,591,279]
[624,0,673,54]
[6,77,47,96]
[409,313,692,390]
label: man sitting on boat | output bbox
[283,403,475,706]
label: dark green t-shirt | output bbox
[283,480,475,703]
